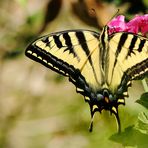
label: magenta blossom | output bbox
[108,14,148,36]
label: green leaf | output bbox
[136,93,148,109]
[142,79,148,92]
[135,112,148,135]
[110,125,148,147]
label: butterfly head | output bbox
[91,89,116,111]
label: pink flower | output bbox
[107,14,148,36]
[108,15,127,34]
[127,14,148,36]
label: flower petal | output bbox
[107,14,148,36]
[107,15,127,34]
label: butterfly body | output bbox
[25,25,148,132]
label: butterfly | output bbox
[25,25,148,133]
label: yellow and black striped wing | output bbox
[25,30,103,90]
[25,26,148,132]
[25,29,148,94]
[107,32,148,93]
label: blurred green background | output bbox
[0,0,148,148]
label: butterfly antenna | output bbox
[112,9,120,20]
[107,9,120,25]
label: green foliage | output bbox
[110,126,148,148]
[135,112,148,135]
[136,93,148,109]
[135,93,148,136]
[109,92,148,147]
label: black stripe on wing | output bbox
[75,31,100,85]
[75,32,92,64]
[127,58,148,80]
[53,35,62,48]
[118,58,148,95]
[127,35,138,57]
[138,39,146,52]
[115,33,128,57]
[25,42,78,78]
[62,33,78,58]
[126,35,146,58]
[112,33,128,70]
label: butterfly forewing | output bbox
[108,32,148,92]
[25,30,103,89]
